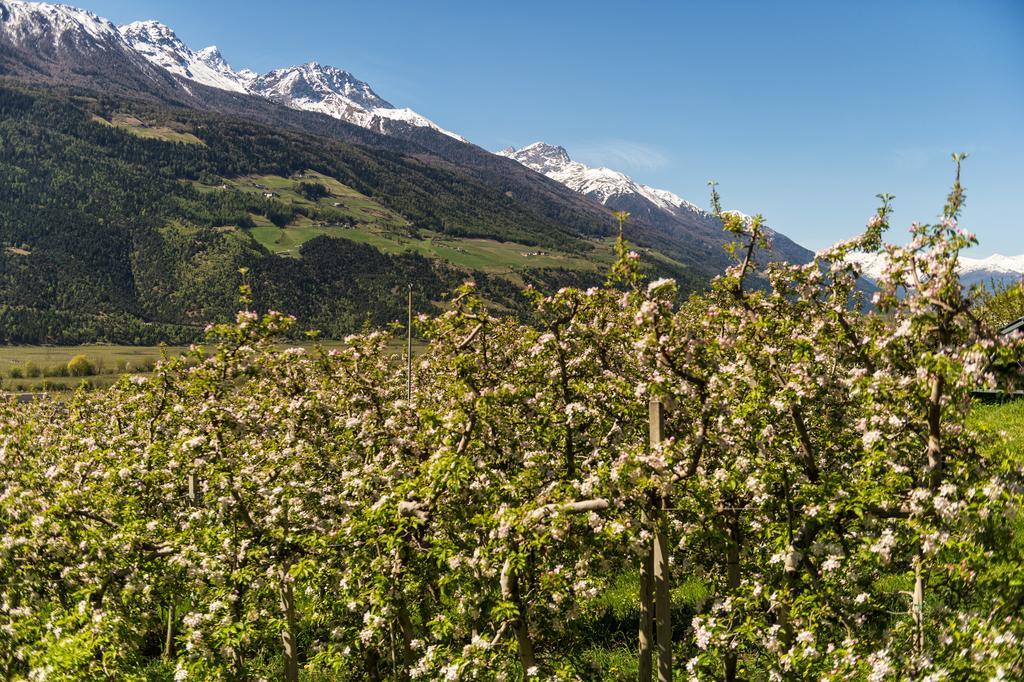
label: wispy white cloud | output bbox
[573,140,670,172]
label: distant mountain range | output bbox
[841,251,1024,289]
[110,8,807,266]
[0,0,922,343]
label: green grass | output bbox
[0,338,421,394]
[94,114,205,145]
[196,171,409,232]
[969,399,1024,471]
[191,171,624,272]
[0,344,187,373]
[970,399,1024,442]
[337,229,605,273]
[247,224,348,256]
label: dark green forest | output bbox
[0,85,619,343]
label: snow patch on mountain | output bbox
[250,62,391,111]
[119,21,249,93]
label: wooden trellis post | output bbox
[188,472,202,507]
[639,543,654,680]
[648,399,672,681]
[407,284,413,402]
[725,518,740,681]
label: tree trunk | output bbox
[365,647,381,682]
[913,551,924,661]
[501,557,537,675]
[397,602,417,681]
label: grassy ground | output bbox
[969,398,1024,464]
[93,114,205,145]
[969,398,1024,436]
[194,171,410,237]
[191,171,626,273]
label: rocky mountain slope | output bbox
[119,20,254,94]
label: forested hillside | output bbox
[0,83,706,343]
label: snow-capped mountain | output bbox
[0,0,121,52]
[119,21,251,93]
[247,63,465,141]
[498,142,708,219]
[498,142,813,265]
[114,17,462,140]
[0,0,191,97]
[837,251,1024,289]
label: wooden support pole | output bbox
[407,285,413,402]
[639,526,654,681]
[649,399,672,682]
[279,563,299,682]
[913,551,924,660]
[725,519,740,682]
[163,603,176,660]
[188,472,201,507]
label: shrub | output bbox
[24,361,40,378]
[47,364,69,377]
[9,367,22,379]
[67,355,95,377]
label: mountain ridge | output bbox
[840,250,1024,289]
[114,17,465,140]
[498,141,814,267]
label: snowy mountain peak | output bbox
[118,19,249,93]
[831,250,1024,289]
[510,142,572,170]
[196,45,225,66]
[498,142,707,215]
[118,19,173,45]
[250,62,393,111]
[2,3,464,141]
[0,0,123,52]
[247,61,465,141]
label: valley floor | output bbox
[0,339,420,393]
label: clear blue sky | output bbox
[86,0,1023,255]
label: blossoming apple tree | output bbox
[0,158,1020,681]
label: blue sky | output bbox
[87,0,1023,255]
